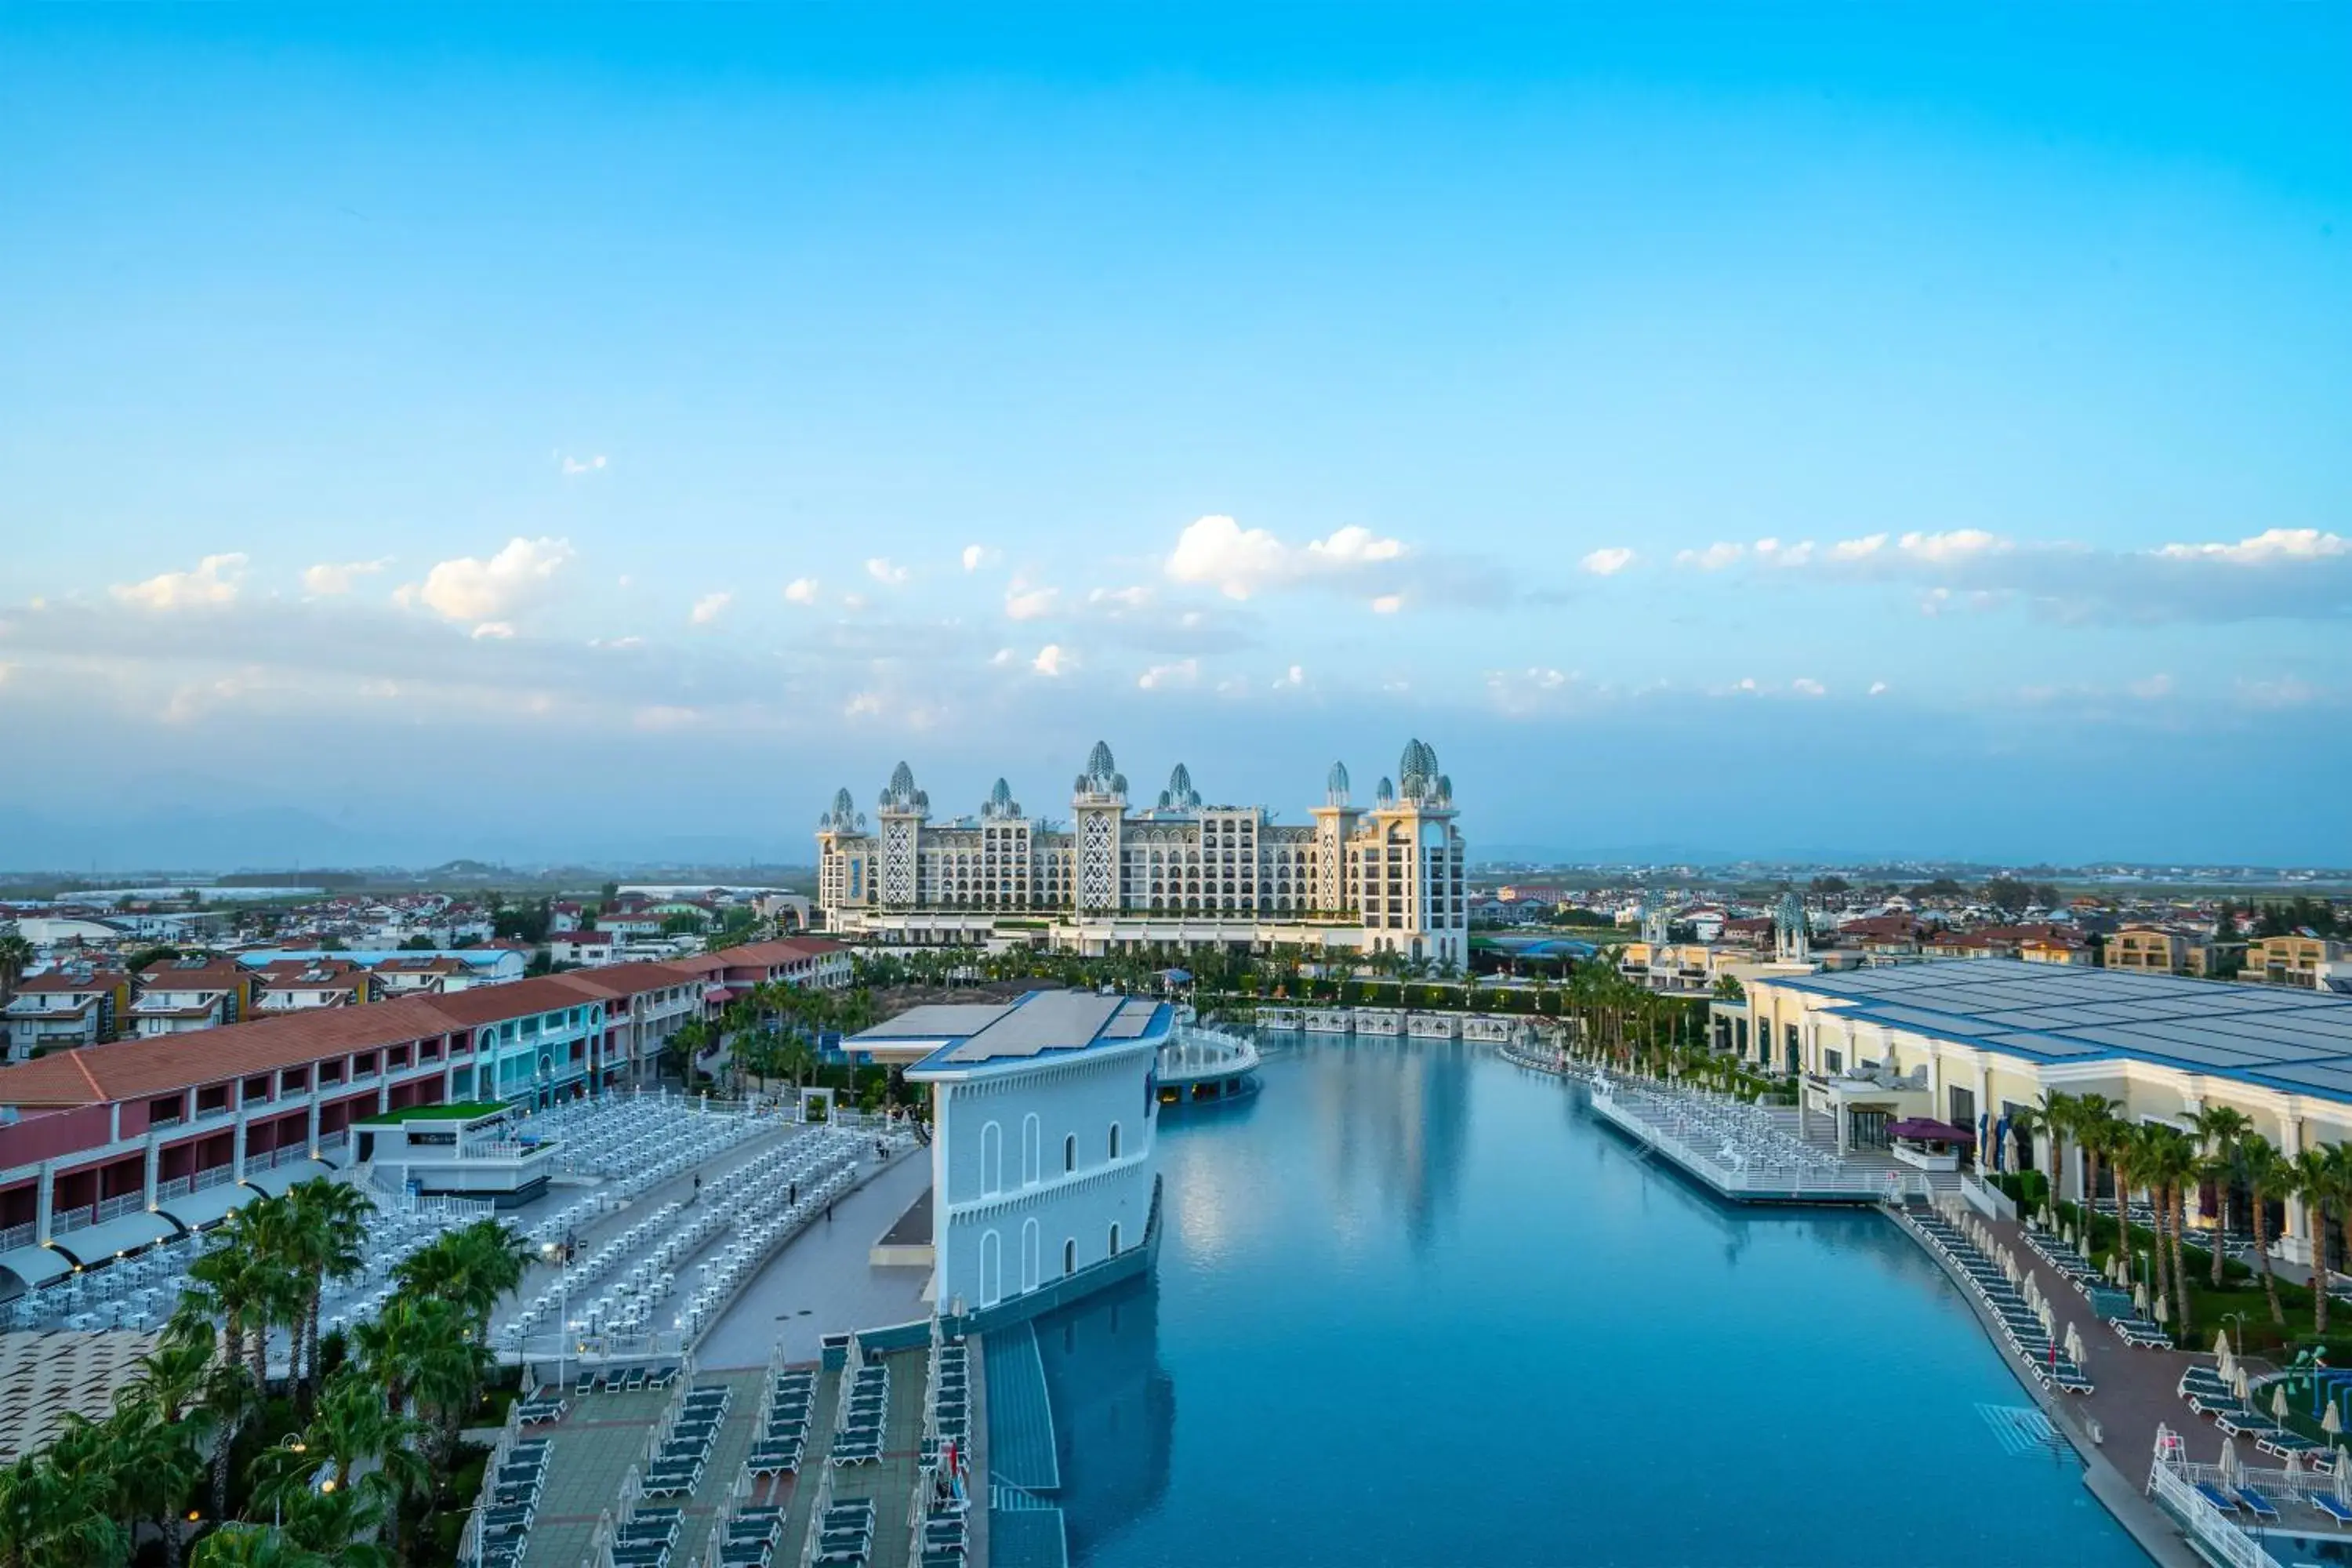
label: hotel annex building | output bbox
[815,740,1469,967]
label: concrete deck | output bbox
[692,1151,934,1370]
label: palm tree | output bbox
[2237,1133,2289,1328]
[0,1447,128,1568]
[281,1179,372,1410]
[2072,1097,2122,1237]
[188,1525,334,1568]
[100,1398,204,1568]
[2035,1091,2078,1210]
[0,933,31,1000]
[299,1368,429,1495]
[2190,1105,2256,1287]
[2005,1103,2046,1182]
[2290,1144,2342,1338]
[2157,1127,2200,1335]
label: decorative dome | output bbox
[1375,775,1396,805]
[983,778,1023,819]
[1396,739,1442,802]
[1075,740,1126,799]
[879,761,928,814]
[1325,760,1351,804]
[818,787,866,833]
[1156,763,1202,811]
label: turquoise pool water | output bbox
[1034,1033,2151,1567]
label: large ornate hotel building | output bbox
[815,740,1468,965]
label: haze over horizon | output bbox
[3,7,2347,869]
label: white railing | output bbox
[49,1204,96,1236]
[154,1175,192,1202]
[0,1221,31,1252]
[96,1191,147,1223]
[1588,1088,1922,1200]
[2145,1453,2275,1568]
[191,1165,235,1192]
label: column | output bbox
[307,1094,321,1158]
[2281,1110,2314,1265]
[143,1141,161,1208]
[232,1116,247,1181]
[34,1163,53,1244]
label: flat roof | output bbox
[866,990,1171,1076]
[356,1101,508,1125]
[1766,960,2352,1103]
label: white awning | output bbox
[239,1160,334,1197]
[49,1211,178,1266]
[158,1182,257,1232]
[0,1244,73,1291]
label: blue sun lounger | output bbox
[2196,1482,2241,1514]
[2234,1486,2281,1522]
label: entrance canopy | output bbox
[50,1212,178,1267]
[1888,1118,1976,1144]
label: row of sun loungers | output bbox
[918,1502,971,1568]
[1910,1208,2095,1395]
[469,1436,549,1568]
[644,1382,731,1497]
[718,1503,785,1568]
[931,1339,971,1450]
[516,1388,568,1426]
[579,1363,682,1394]
[2177,1367,2333,1465]
[747,1366,816,1477]
[833,1360,888,1466]
[612,1502,682,1567]
[814,1497,878,1568]
[2195,1476,2352,1527]
[2020,1220,2105,1297]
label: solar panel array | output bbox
[1782,960,2352,1102]
[936,990,1167,1064]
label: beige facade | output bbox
[2106,926,2215,976]
[2243,935,2346,989]
[1737,960,2352,1265]
[817,741,1469,967]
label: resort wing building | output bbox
[1734,959,2352,1265]
[816,740,1468,965]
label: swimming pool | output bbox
[1033,1033,2152,1567]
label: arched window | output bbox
[1022,1113,1041,1187]
[1109,1222,1123,1255]
[1064,1133,1076,1174]
[1062,1237,1076,1276]
[981,1120,1003,1197]
[1109,1122,1122,1160]
[980,1228,1003,1308]
[1021,1218,1040,1293]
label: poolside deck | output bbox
[1584,1078,1923,1203]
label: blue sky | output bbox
[2,6,2347,868]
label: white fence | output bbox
[2145,1450,2278,1568]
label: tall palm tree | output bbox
[2071,1097,2122,1236]
[2190,1105,2256,1287]
[2290,1144,2342,1338]
[188,1525,334,1568]
[281,1179,372,1410]
[2159,1127,2201,1335]
[2035,1091,2078,1211]
[0,933,31,1000]
[2236,1133,2290,1328]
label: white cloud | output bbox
[1791,677,1827,697]
[303,557,390,596]
[989,648,1014,667]
[1753,538,1816,568]
[560,454,608,477]
[113,554,249,610]
[1369,593,1404,615]
[1137,658,1199,690]
[633,705,701,731]
[1004,583,1061,621]
[1580,547,1637,576]
[844,691,887,719]
[866,557,909,587]
[1830,535,1888,562]
[2157,528,2348,564]
[1272,664,1305,690]
[416,536,574,626]
[1893,528,2007,564]
[1032,644,1071,677]
[784,577,820,606]
[1163,515,1410,600]
[1675,543,1744,572]
[1087,586,1153,610]
[2128,673,2176,701]
[1867,681,1889,697]
[961,544,1000,572]
[691,591,732,626]
[470,622,516,641]
[2235,675,2325,709]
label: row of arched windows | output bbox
[977,1116,1126,1197]
[975,1218,1127,1307]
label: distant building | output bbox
[251,959,378,1013]
[547,931,619,967]
[126,958,257,1038]
[2244,935,2346,989]
[2,966,132,1058]
[817,739,1469,967]
[2106,926,2215,977]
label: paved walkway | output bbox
[693,1151,934,1370]
[515,1385,671,1568]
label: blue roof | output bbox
[1769,960,2352,1105]
[234,948,518,969]
[887,990,1172,1077]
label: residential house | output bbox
[125,958,257,1038]
[2,966,133,1059]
